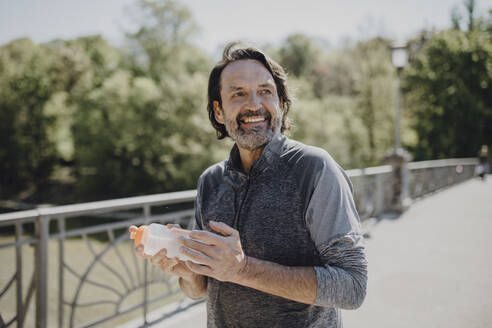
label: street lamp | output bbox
[384,42,411,212]
[391,43,408,151]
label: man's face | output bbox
[213,59,283,151]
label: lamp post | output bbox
[391,43,408,151]
[384,42,412,212]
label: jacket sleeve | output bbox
[305,160,368,310]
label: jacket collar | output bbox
[224,133,286,188]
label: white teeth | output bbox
[243,117,265,123]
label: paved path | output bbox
[157,178,492,328]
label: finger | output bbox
[209,221,237,237]
[165,223,191,237]
[188,230,226,246]
[159,260,179,274]
[156,257,178,270]
[135,245,152,259]
[180,237,218,258]
[179,246,212,265]
[153,248,168,259]
[150,252,161,265]
[185,261,213,276]
[169,262,194,277]
[134,244,144,257]
[171,227,191,236]
[129,225,138,232]
[150,249,173,264]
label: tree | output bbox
[465,0,476,31]
[0,39,59,198]
[69,0,222,200]
[126,0,201,81]
[352,38,396,164]
[404,8,492,160]
[277,34,321,77]
[285,36,398,168]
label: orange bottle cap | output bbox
[130,225,147,246]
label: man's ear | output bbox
[213,100,225,124]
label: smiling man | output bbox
[142,42,367,328]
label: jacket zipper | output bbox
[213,176,249,307]
[233,177,250,230]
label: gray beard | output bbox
[225,116,282,151]
[234,125,275,150]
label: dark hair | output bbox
[207,42,292,139]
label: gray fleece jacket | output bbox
[194,133,367,328]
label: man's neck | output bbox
[238,146,265,174]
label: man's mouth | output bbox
[241,116,266,124]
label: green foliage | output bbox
[72,67,223,200]
[0,0,225,202]
[284,37,398,168]
[69,0,223,200]
[352,38,396,163]
[277,34,321,77]
[126,0,201,81]
[290,93,368,168]
[0,39,59,197]
[404,15,492,160]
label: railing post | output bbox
[374,174,385,217]
[57,218,65,328]
[143,205,151,325]
[143,261,149,325]
[384,149,412,212]
[15,222,24,328]
[402,162,410,204]
[35,216,49,328]
[143,205,151,219]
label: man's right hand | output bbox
[145,246,197,280]
[129,224,207,299]
[130,224,197,282]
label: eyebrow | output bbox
[227,82,275,91]
[258,82,275,88]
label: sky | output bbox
[0,0,490,55]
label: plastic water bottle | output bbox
[130,223,192,261]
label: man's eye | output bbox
[260,89,272,95]
[233,92,244,97]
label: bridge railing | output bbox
[0,191,198,328]
[407,158,477,198]
[0,158,478,328]
[347,158,477,220]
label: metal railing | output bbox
[0,158,478,327]
[347,158,477,219]
[346,165,393,220]
[407,158,477,198]
[0,191,199,328]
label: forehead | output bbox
[220,59,275,89]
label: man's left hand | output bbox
[178,221,247,283]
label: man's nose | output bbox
[245,93,261,110]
